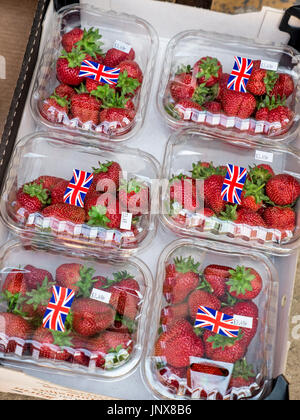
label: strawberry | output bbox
[228,359,256,389]
[193,56,222,87]
[160,302,189,326]
[118,60,143,85]
[163,257,200,304]
[20,276,55,319]
[220,204,267,228]
[1,269,27,313]
[174,99,204,120]
[50,180,69,204]
[0,313,31,354]
[223,301,258,347]
[54,83,75,100]
[269,73,294,99]
[32,327,72,361]
[99,107,135,131]
[55,264,95,294]
[170,80,195,102]
[225,266,262,300]
[72,298,115,337]
[174,71,194,85]
[221,89,256,119]
[266,174,300,206]
[61,28,84,53]
[239,178,268,212]
[203,174,226,214]
[16,181,50,214]
[256,95,293,128]
[119,178,149,216]
[203,330,246,364]
[41,203,86,224]
[24,265,53,290]
[188,290,221,321]
[246,68,278,96]
[104,47,135,68]
[203,265,232,298]
[70,92,100,125]
[155,320,204,368]
[263,206,296,233]
[87,198,122,229]
[85,77,104,93]
[204,101,222,113]
[216,72,230,101]
[89,160,122,195]
[56,47,87,86]
[169,174,199,213]
[102,330,133,354]
[192,83,220,107]
[88,335,108,368]
[34,175,66,191]
[71,334,92,367]
[40,94,69,123]
[191,162,226,180]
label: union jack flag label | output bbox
[79,60,120,85]
[221,164,247,205]
[227,56,253,93]
[43,286,75,332]
[63,169,94,208]
[195,306,240,338]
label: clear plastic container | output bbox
[0,132,159,257]
[0,239,153,379]
[157,30,300,145]
[160,128,300,255]
[143,239,279,400]
[30,3,158,143]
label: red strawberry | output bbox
[71,334,92,367]
[203,265,232,298]
[266,174,300,206]
[86,198,122,229]
[2,269,27,296]
[119,178,149,216]
[54,83,75,100]
[188,290,221,321]
[118,60,143,84]
[221,205,267,228]
[61,28,84,53]
[24,265,53,291]
[170,80,195,102]
[174,99,204,120]
[32,327,72,361]
[204,101,222,113]
[40,94,69,123]
[263,206,296,233]
[247,68,278,96]
[34,175,66,191]
[193,56,222,87]
[16,181,50,214]
[20,276,54,319]
[104,47,135,68]
[225,266,262,300]
[41,203,86,224]
[88,335,108,368]
[169,174,199,213]
[228,359,256,389]
[216,72,230,101]
[50,180,69,204]
[0,313,31,354]
[256,95,293,128]
[163,257,200,304]
[203,174,226,214]
[55,264,95,294]
[221,90,256,119]
[160,302,189,326]
[70,93,100,125]
[223,301,258,347]
[56,48,87,86]
[155,320,204,368]
[72,298,115,337]
[239,178,267,212]
[174,72,194,85]
[102,330,133,354]
[270,73,294,99]
[99,107,135,131]
[89,161,122,195]
[203,330,246,364]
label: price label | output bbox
[90,288,111,304]
[113,40,132,54]
[120,212,132,230]
[260,60,278,72]
[233,314,253,329]
[255,150,274,163]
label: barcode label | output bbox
[113,40,132,54]
[260,60,278,72]
[255,150,274,163]
[90,288,111,304]
[120,212,132,230]
[233,314,253,329]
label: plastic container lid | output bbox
[160,128,300,255]
[0,131,159,257]
[143,238,279,400]
[0,239,153,379]
[30,3,159,143]
[157,29,300,145]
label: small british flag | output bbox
[43,286,75,332]
[79,60,120,86]
[195,306,240,338]
[63,169,94,208]
[227,56,253,93]
[221,164,247,205]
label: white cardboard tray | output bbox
[0,0,299,400]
